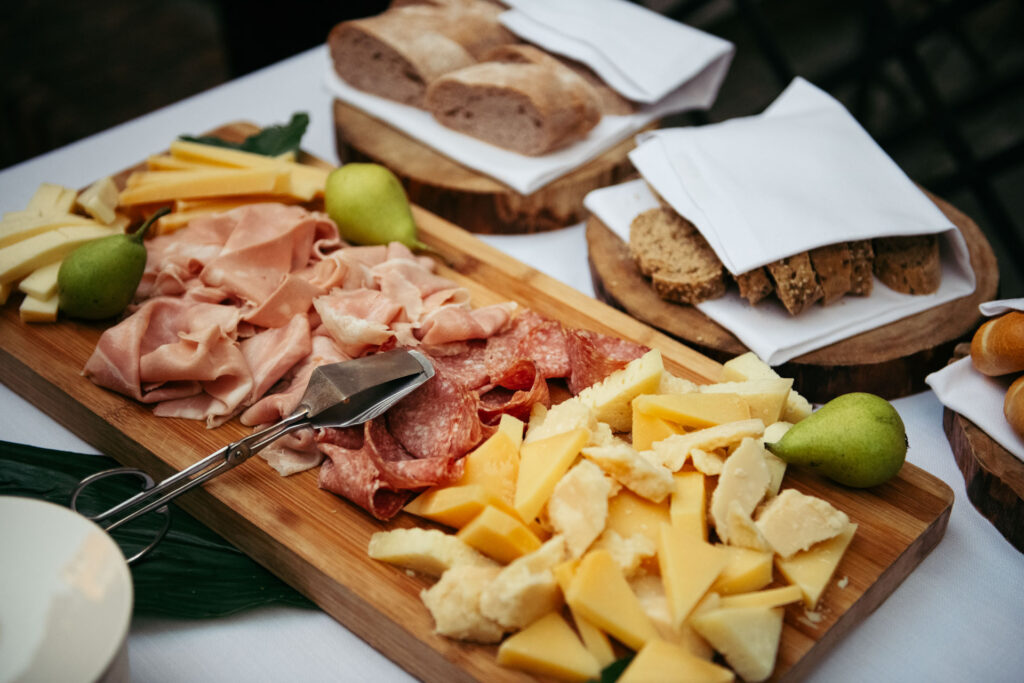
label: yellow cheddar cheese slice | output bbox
[168,140,329,200]
[496,612,600,682]
[658,524,728,629]
[775,522,857,609]
[566,549,659,651]
[19,292,58,323]
[0,225,115,284]
[26,183,77,215]
[605,488,670,548]
[632,392,751,429]
[455,423,520,508]
[709,546,774,595]
[403,483,515,530]
[76,176,119,224]
[456,505,541,564]
[0,213,98,249]
[632,403,685,451]
[17,260,62,300]
[118,167,292,205]
[669,471,706,540]
[718,584,803,610]
[553,556,618,666]
[618,639,734,683]
[690,605,784,683]
[514,427,589,523]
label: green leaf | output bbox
[593,654,634,683]
[0,440,315,619]
[180,112,310,157]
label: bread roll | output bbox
[1006,374,1024,439]
[970,311,1024,376]
[425,60,602,155]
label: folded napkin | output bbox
[629,77,963,275]
[499,0,734,104]
[926,300,1024,462]
[323,5,732,195]
[584,179,976,365]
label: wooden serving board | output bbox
[332,99,640,235]
[942,345,1024,553]
[0,125,954,682]
[586,192,999,404]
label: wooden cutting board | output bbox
[332,99,640,235]
[0,125,954,682]
[586,192,999,404]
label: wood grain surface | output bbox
[0,125,955,682]
[942,345,1024,553]
[586,194,998,404]
[332,99,640,235]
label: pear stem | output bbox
[131,207,171,243]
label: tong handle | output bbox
[71,408,310,564]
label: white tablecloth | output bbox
[1,46,1022,683]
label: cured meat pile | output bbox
[83,203,646,518]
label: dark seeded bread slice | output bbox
[848,239,874,295]
[808,243,853,305]
[766,253,824,315]
[735,268,774,305]
[873,234,942,294]
[629,208,726,305]
[425,61,602,155]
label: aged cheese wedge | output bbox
[652,419,766,471]
[515,427,589,522]
[755,489,849,558]
[118,167,292,205]
[577,349,664,432]
[700,378,793,425]
[618,639,734,683]
[0,213,98,248]
[630,574,714,660]
[19,292,58,323]
[709,546,773,595]
[605,489,671,547]
[709,437,772,544]
[775,522,857,609]
[420,564,504,643]
[669,471,706,540]
[632,392,750,429]
[17,260,62,300]
[0,225,115,284]
[760,422,791,495]
[496,611,600,682]
[546,459,613,558]
[76,176,119,224]
[456,505,542,564]
[367,527,495,577]
[552,559,617,668]
[657,525,728,629]
[631,403,685,451]
[566,549,659,651]
[691,605,784,683]
[454,421,521,508]
[582,442,674,503]
[721,352,813,423]
[523,397,596,444]
[590,529,656,577]
[718,584,803,609]
[403,483,517,529]
[480,536,566,630]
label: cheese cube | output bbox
[700,378,793,424]
[457,505,542,564]
[367,527,495,577]
[0,224,115,284]
[657,525,728,629]
[651,419,765,471]
[618,640,734,683]
[420,564,505,643]
[524,396,596,443]
[709,437,772,544]
[76,176,120,224]
[630,574,714,660]
[582,442,674,503]
[755,489,850,558]
[403,483,515,529]
[605,489,670,547]
[19,292,58,323]
[669,471,707,540]
[25,183,76,214]
[718,584,803,609]
[17,260,62,300]
[480,536,566,629]
[721,352,813,423]
[566,549,659,651]
[454,426,520,508]
[547,459,613,557]
[515,427,589,522]
[690,605,784,683]
[775,522,857,609]
[709,546,773,595]
[632,392,750,429]
[496,612,600,682]
[577,349,664,432]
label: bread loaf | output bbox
[735,268,773,305]
[766,254,824,315]
[809,243,852,304]
[970,311,1024,376]
[629,207,726,304]
[425,60,602,155]
[873,234,941,294]
[1005,374,1024,439]
[847,239,874,295]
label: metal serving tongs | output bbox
[71,348,434,564]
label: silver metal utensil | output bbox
[71,348,434,564]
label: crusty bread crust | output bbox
[766,254,824,315]
[809,243,853,305]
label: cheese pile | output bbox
[369,351,858,682]
[0,181,126,322]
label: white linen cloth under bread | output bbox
[629,77,966,275]
[323,3,733,195]
[927,299,1024,462]
[498,0,734,105]
[584,179,976,366]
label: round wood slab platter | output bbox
[586,191,999,403]
[943,345,1024,553]
[332,99,640,234]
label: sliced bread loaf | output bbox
[808,243,853,304]
[766,253,824,315]
[735,268,774,305]
[847,239,874,295]
[629,207,726,304]
[873,234,941,294]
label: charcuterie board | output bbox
[585,192,999,403]
[0,123,954,682]
[333,100,640,235]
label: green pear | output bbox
[324,163,428,250]
[764,392,907,488]
[58,208,168,320]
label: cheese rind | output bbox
[577,349,664,432]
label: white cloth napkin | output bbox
[499,0,734,105]
[629,77,963,275]
[926,300,1024,462]
[584,179,977,366]
[323,4,733,195]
